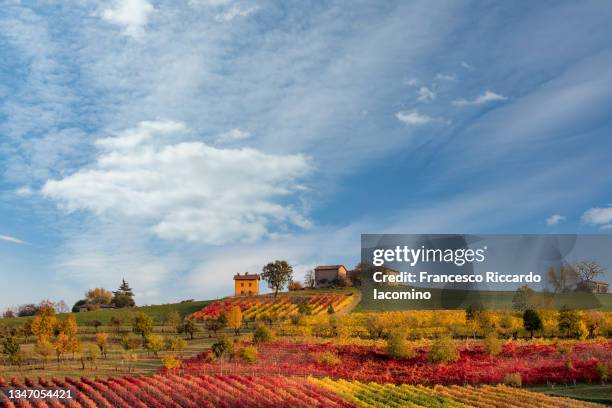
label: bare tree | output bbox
[304,269,315,288]
[546,265,578,293]
[573,260,606,283]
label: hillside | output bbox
[0,299,213,328]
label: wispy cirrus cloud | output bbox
[452,90,508,106]
[396,110,434,125]
[0,235,29,245]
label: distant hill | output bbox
[0,299,213,328]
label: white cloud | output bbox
[546,214,566,226]
[215,4,257,22]
[403,78,419,87]
[460,61,473,70]
[582,205,612,229]
[396,110,434,125]
[435,73,455,81]
[417,86,436,102]
[0,235,29,245]
[43,121,311,245]
[101,0,155,38]
[215,128,251,143]
[15,186,34,196]
[453,90,508,107]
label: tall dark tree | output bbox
[112,279,136,308]
[523,309,543,338]
[261,260,293,298]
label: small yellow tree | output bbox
[227,306,243,335]
[54,332,70,366]
[96,333,109,359]
[34,339,54,369]
[32,313,58,342]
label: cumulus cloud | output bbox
[0,235,29,245]
[215,4,257,22]
[396,110,434,125]
[453,90,508,107]
[43,121,312,244]
[417,87,436,102]
[403,78,419,87]
[582,205,612,229]
[460,61,473,70]
[101,0,155,38]
[215,128,250,144]
[546,214,566,226]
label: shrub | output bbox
[145,335,166,357]
[288,281,303,291]
[428,336,459,363]
[239,345,258,363]
[252,324,274,344]
[504,372,522,387]
[327,304,335,315]
[597,362,609,383]
[121,334,141,351]
[211,335,233,358]
[298,302,313,316]
[386,331,415,360]
[483,333,502,356]
[315,351,341,366]
[161,354,182,369]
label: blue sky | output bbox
[1,0,612,309]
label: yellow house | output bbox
[234,273,260,296]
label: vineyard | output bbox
[182,340,612,386]
[189,292,354,320]
[311,378,604,408]
[0,375,603,408]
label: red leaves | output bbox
[181,340,612,386]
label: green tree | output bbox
[182,318,199,340]
[112,279,136,308]
[1,335,21,366]
[252,324,273,344]
[429,336,459,363]
[132,312,153,341]
[523,309,543,338]
[204,316,224,337]
[211,335,233,359]
[239,345,258,363]
[558,308,581,338]
[261,260,293,298]
[386,330,414,360]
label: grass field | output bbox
[1,299,213,328]
[529,384,612,405]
